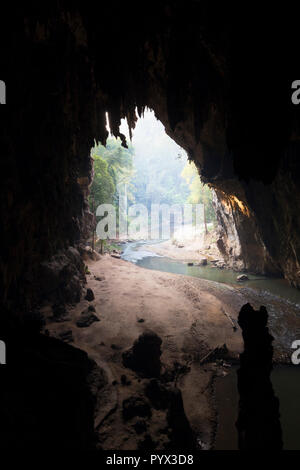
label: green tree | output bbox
[91,137,135,205]
[90,156,115,209]
[181,161,216,232]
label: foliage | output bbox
[131,153,189,210]
[89,124,216,240]
[181,161,216,224]
[91,137,135,204]
[89,155,115,210]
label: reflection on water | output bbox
[214,366,300,450]
[122,240,300,305]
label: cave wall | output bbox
[1,1,300,323]
[212,189,278,275]
[0,4,102,323]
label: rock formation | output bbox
[122,331,162,378]
[236,303,282,449]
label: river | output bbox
[121,239,300,450]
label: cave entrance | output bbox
[81,109,300,451]
[89,108,218,258]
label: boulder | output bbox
[52,303,67,319]
[79,245,101,261]
[39,247,85,305]
[122,330,162,378]
[76,307,99,328]
[217,262,226,269]
[91,251,101,261]
[237,274,249,282]
[121,374,131,386]
[58,330,74,343]
[122,396,151,421]
[85,288,95,301]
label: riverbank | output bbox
[42,253,300,450]
[145,231,223,264]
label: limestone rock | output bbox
[111,253,121,259]
[85,288,95,301]
[76,306,99,328]
[58,329,74,343]
[39,248,85,305]
[199,258,208,266]
[122,330,162,378]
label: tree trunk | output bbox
[91,196,95,251]
[203,200,208,235]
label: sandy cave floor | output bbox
[42,254,299,450]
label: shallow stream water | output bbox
[122,239,300,450]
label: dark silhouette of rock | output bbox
[38,248,85,306]
[121,374,131,386]
[58,329,73,343]
[122,330,162,378]
[0,331,106,450]
[52,303,66,318]
[111,343,122,350]
[85,288,95,301]
[122,396,151,421]
[145,379,170,410]
[236,303,283,449]
[138,434,157,451]
[166,386,195,449]
[76,307,99,328]
[133,419,147,435]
